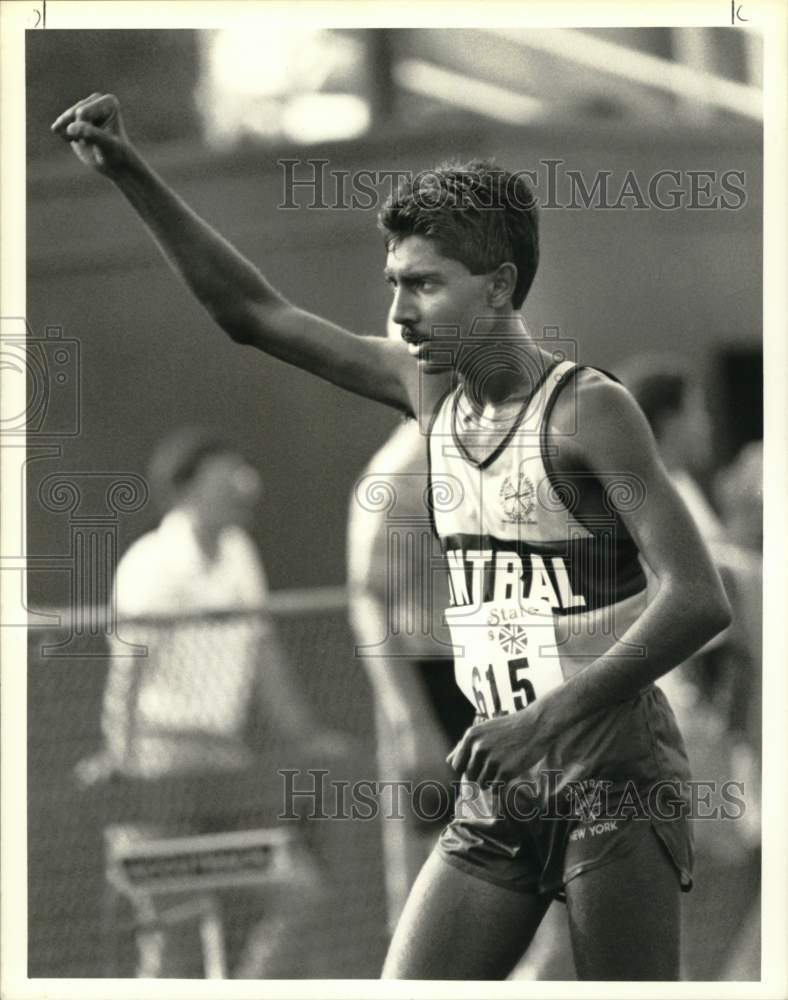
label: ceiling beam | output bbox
[394,58,545,125]
[487,28,762,121]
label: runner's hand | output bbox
[446,705,551,785]
[51,93,133,177]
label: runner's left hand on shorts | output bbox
[447,705,551,785]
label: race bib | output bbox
[444,601,565,719]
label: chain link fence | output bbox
[27,593,388,978]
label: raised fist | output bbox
[51,92,132,177]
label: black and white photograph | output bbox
[2,1,785,995]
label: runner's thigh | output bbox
[565,824,682,981]
[382,847,551,980]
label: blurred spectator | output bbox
[347,417,476,935]
[716,439,763,551]
[620,356,760,673]
[75,427,338,978]
[714,439,762,981]
[621,357,762,980]
[619,356,724,541]
[714,439,762,832]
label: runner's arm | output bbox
[535,375,732,732]
[51,93,414,411]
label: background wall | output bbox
[27,127,762,600]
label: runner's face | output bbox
[385,235,490,373]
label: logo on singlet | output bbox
[496,624,528,655]
[499,474,537,524]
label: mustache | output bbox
[398,326,425,344]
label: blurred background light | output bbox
[197,28,369,145]
[280,93,371,144]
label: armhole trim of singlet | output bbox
[426,384,461,540]
[539,365,624,536]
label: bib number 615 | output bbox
[471,657,536,719]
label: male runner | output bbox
[53,93,731,980]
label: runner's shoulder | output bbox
[549,366,642,461]
[555,366,635,425]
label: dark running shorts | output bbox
[438,780,694,899]
[437,686,695,897]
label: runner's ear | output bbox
[487,262,518,308]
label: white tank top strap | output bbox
[521,357,577,433]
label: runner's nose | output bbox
[391,287,419,329]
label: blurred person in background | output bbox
[621,358,762,980]
[716,440,763,551]
[75,427,340,978]
[619,355,759,699]
[347,398,475,934]
[619,357,726,550]
[714,437,763,726]
[714,439,762,981]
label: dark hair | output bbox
[619,357,690,436]
[148,427,233,512]
[378,158,539,308]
